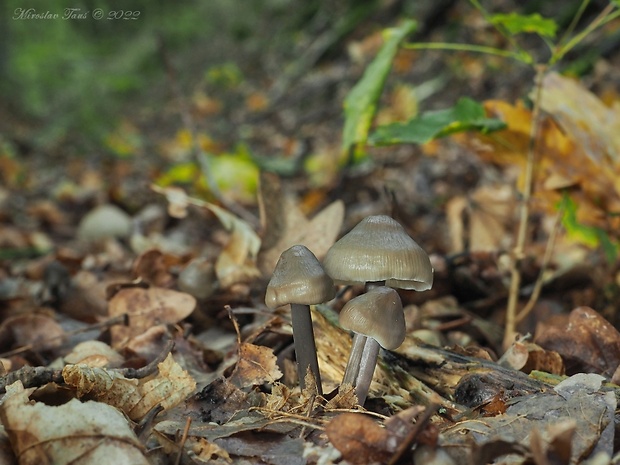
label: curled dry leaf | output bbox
[229,343,282,389]
[205,202,261,288]
[0,381,148,465]
[62,353,196,421]
[108,286,196,347]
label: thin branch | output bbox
[551,3,618,64]
[503,64,546,350]
[558,0,591,47]
[515,207,563,324]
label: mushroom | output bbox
[265,245,335,394]
[323,215,433,291]
[338,286,404,405]
[323,215,433,403]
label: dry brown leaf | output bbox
[157,185,190,218]
[257,172,344,275]
[463,93,620,238]
[535,306,620,377]
[188,437,232,463]
[199,200,261,288]
[325,413,395,464]
[539,72,620,164]
[0,313,64,353]
[108,286,196,347]
[499,340,565,376]
[64,341,124,368]
[229,343,282,389]
[132,249,183,288]
[446,185,516,254]
[0,381,148,465]
[62,353,196,421]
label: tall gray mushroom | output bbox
[265,245,335,395]
[323,215,433,403]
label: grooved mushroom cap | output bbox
[339,286,405,350]
[323,215,433,291]
[265,245,336,308]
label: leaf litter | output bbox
[2,9,620,465]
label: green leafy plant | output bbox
[339,0,620,348]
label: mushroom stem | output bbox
[290,303,323,395]
[353,338,380,405]
[342,333,368,386]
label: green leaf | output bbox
[490,12,557,38]
[341,19,417,157]
[155,162,199,186]
[560,193,618,263]
[368,97,506,145]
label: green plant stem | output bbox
[551,3,619,64]
[503,64,546,350]
[468,0,531,61]
[559,0,591,47]
[403,42,530,63]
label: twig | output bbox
[515,207,563,324]
[387,403,440,465]
[0,366,64,394]
[0,338,175,393]
[174,416,192,465]
[120,339,175,379]
[503,64,546,350]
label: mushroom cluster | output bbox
[264,215,432,404]
[323,215,433,405]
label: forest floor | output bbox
[1,1,620,464]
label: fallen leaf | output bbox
[539,72,620,164]
[229,343,282,389]
[257,172,344,275]
[197,200,261,288]
[535,306,620,377]
[132,249,183,288]
[64,341,124,368]
[108,286,196,347]
[0,313,65,353]
[62,353,196,421]
[325,413,395,464]
[0,381,149,465]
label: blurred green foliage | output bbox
[2,0,355,154]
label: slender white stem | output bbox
[354,338,380,405]
[342,333,367,386]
